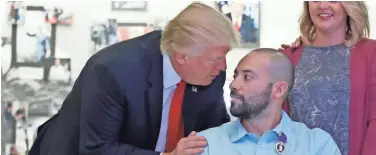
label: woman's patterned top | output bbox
[288,44,350,155]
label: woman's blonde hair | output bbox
[161,2,240,56]
[299,1,370,47]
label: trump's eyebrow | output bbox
[234,69,259,77]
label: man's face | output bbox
[230,2,244,17]
[179,45,229,86]
[229,53,272,119]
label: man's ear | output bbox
[272,81,288,99]
[174,51,187,65]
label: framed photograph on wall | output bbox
[117,23,153,41]
[111,1,148,11]
[216,1,260,48]
[90,19,119,52]
[2,6,73,84]
[44,7,74,26]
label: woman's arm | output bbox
[361,44,376,155]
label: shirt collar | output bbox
[229,119,247,142]
[272,111,292,139]
[229,111,292,143]
[163,54,181,88]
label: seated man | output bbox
[197,48,341,155]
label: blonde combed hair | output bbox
[299,1,370,47]
[161,2,240,55]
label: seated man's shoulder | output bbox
[196,122,237,155]
[291,121,332,142]
[290,121,340,154]
[197,121,236,139]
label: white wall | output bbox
[1,1,376,81]
[367,1,376,38]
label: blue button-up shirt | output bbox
[155,54,181,152]
[197,111,341,155]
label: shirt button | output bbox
[259,144,263,148]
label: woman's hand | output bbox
[278,36,302,52]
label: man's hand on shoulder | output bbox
[164,131,207,155]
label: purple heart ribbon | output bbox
[279,132,287,143]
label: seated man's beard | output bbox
[230,84,272,120]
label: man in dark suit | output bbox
[29,2,239,155]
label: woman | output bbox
[281,1,375,155]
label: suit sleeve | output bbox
[361,45,376,155]
[79,64,159,155]
[205,72,230,128]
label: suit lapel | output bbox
[144,31,164,145]
[182,84,203,136]
[147,58,163,144]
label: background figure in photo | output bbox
[8,1,25,25]
[106,19,119,45]
[90,23,107,51]
[2,102,17,154]
[217,1,258,44]
[26,25,51,62]
[90,19,119,52]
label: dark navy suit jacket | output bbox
[28,30,230,155]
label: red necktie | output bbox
[235,21,240,32]
[166,81,186,152]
